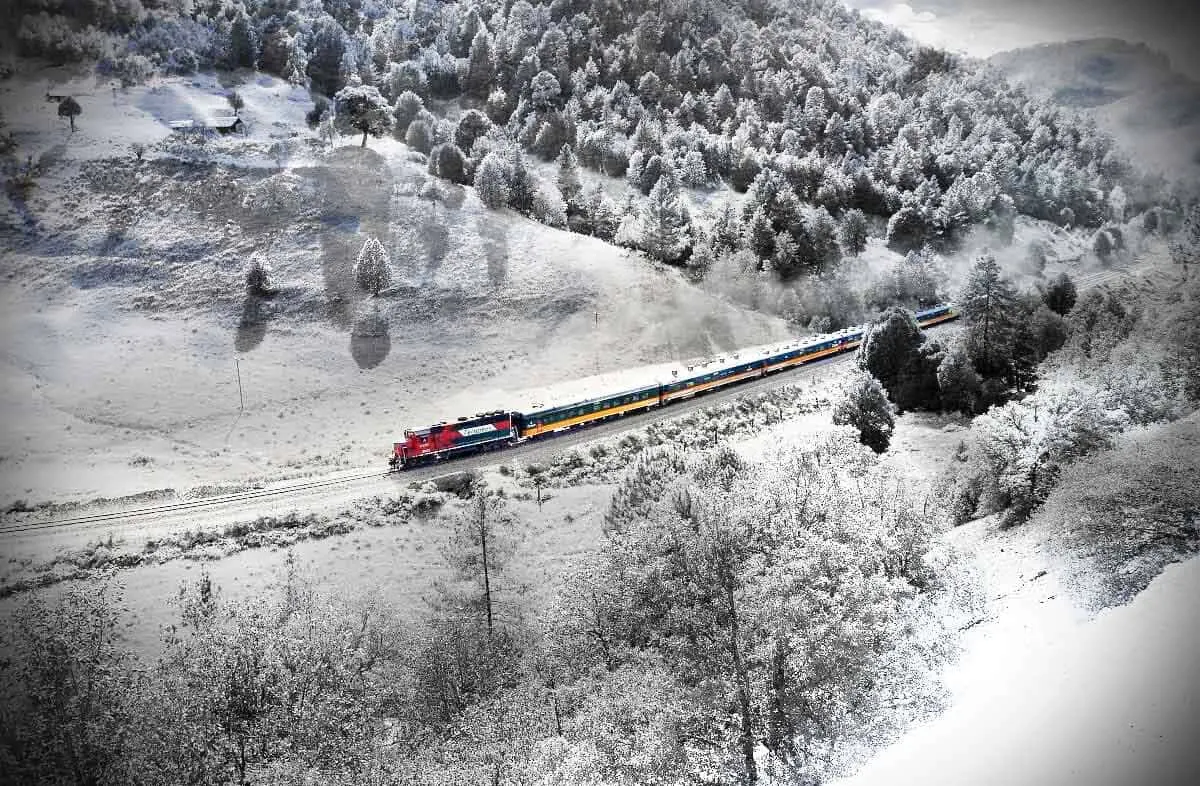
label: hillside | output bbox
[0,70,793,507]
[988,38,1200,185]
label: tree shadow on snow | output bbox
[235,295,270,353]
[350,305,391,370]
[481,215,508,287]
[312,147,393,324]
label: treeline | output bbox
[831,212,1200,531]
[8,0,1183,275]
[0,436,965,785]
[939,259,1200,529]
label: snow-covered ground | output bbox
[0,69,794,508]
[837,520,1200,786]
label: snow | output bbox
[835,520,1200,786]
[1,69,319,167]
[0,68,795,509]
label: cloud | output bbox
[844,0,1200,80]
[859,2,939,32]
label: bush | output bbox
[832,371,895,453]
[428,143,469,184]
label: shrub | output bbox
[832,371,895,453]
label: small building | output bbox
[209,116,245,135]
[168,117,245,135]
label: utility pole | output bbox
[235,357,244,412]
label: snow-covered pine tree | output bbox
[245,257,273,296]
[532,181,567,228]
[228,11,259,70]
[960,253,1019,379]
[839,208,868,256]
[464,26,496,99]
[392,91,424,137]
[937,335,982,415]
[506,148,536,213]
[428,143,468,184]
[585,185,619,240]
[354,237,392,296]
[857,306,924,393]
[555,143,583,209]
[747,207,775,261]
[639,172,691,262]
[681,150,708,188]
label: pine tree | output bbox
[392,91,424,136]
[532,181,567,228]
[354,237,392,295]
[245,258,273,296]
[228,11,260,70]
[960,253,1019,378]
[747,207,775,260]
[453,109,491,155]
[833,371,894,453]
[1093,229,1114,261]
[428,143,468,185]
[937,336,982,414]
[857,306,924,393]
[710,201,743,254]
[404,118,434,154]
[306,17,347,97]
[586,185,619,240]
[444,490,519,636]
[1044,272,1077,316]
[1169,204,1200,271]
[506,148,536,213]
[682,150,708,188]
[640,173,691,262]
[840,208,868,255]
[464,27,496,99]
[555,143,583,209]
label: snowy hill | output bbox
[0,70,792,507]
[988,38,1200,183]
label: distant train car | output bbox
[915,304,958,328]
[390,410,517,469]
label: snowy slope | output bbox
[835,519,1200,786]
[0,69,793,508]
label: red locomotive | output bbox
[389,410,518,469]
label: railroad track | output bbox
[0,469,391,537]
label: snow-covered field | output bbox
[0,70,793,508]
[837,524,1200,786]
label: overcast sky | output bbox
[841,0,1200,80]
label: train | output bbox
[388,303,959,470]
